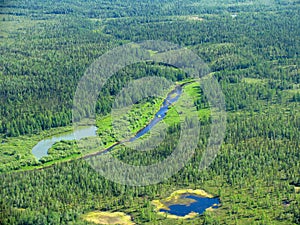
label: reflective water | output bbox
[160,194,220,217]
[131,86,182,141]
[32,126,97,159]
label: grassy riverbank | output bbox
[0,80,201,173]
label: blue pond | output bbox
[160,194,220,217]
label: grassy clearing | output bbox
[186,16,204,21]
[176,81,210,121]
[0,15,57,38]
[242,77,267,84]
[0,15,31,38]
[174,15,204,22]
[96,97,166,146]
[158,212,199,220]
[81,211,134,225]
[166,189,214,199]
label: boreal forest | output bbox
[0,0,299,224]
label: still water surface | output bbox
[32,126,97,159]
[160,194,220,217]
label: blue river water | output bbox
[32,85,182,159]
[160,194,220,217]
[130,86,182,141]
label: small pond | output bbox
[159,194,220,217]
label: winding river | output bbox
[32,85,183,159]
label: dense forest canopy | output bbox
[0,0,299,137]
[0,0,299,224]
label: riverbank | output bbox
[1,79,201,173]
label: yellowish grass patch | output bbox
[187,16,204,21]
[81,211,134,225]
[242,78,267,84]
[176,15,204,22]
